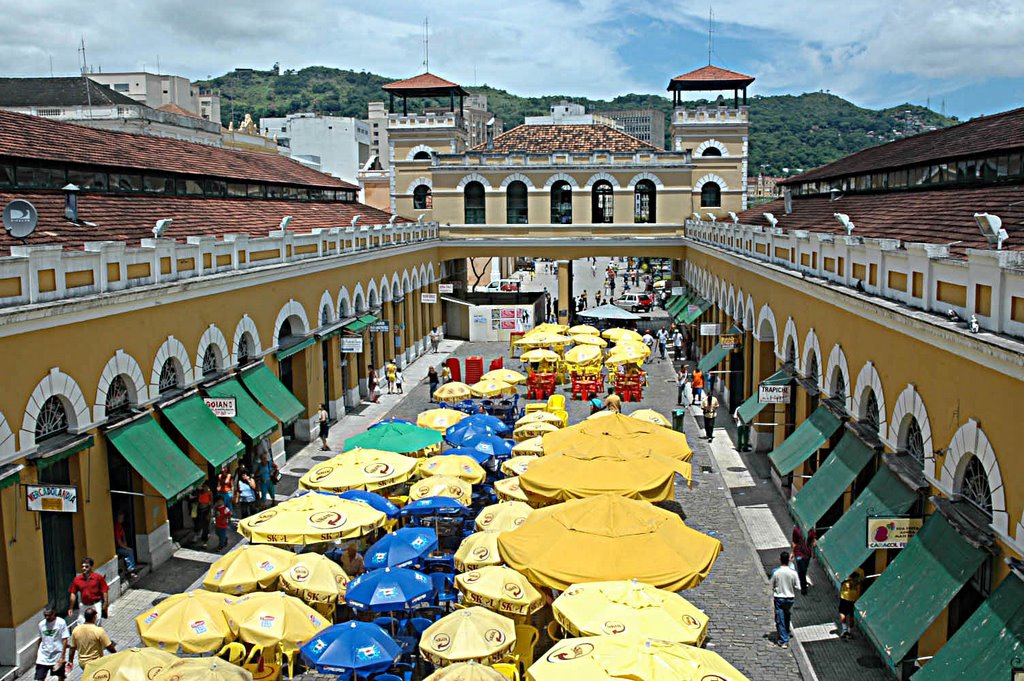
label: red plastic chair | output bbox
[490,357,504,371]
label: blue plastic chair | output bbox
[431,573,458,610]
[438,401,450,409]
[374,616,401,635]
[408,616,433,637]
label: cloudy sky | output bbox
[2,0,1021,119]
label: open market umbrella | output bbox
[300,621,401,676]
[480,369,527,385]
[530,323,569,334]
[202,544,295,595]
[513,422,559,441]
[337,489,400,518]
[571,334,608,347]
[543,413,692,462]
[493,477,529,502]
[519,349,560,363]
[239,493,387,545]
[298,449,418,493]
[463,434,513,459]
[497,495,722,591]
[152,658,251,681]
[630,408,671,428]
[514,412,562,428]
[513,333,572,348]
[409,475,473,506]
[500,456,538,477]
[418,408,469,432]
[470,379,517,399]
[344,421,443,454]
[434,382,473,402]
[601,327,643,341]
[365,527,439,569]
[475,501,533,532]
[279,553,350,611]
[447,423,504,448]
[135,590,234,654]
[401,496,471,517]
[564,345,602,365]
[567,324,599,335]
[455,566,544,616]
[441,446,494,466]
[511,437,545,456]
[552,580,709,645]
[83,647,178,681]
[419,607,517,666]
[345,566,434,612]
[227,590,329,649]
[455,531,504,572]
[425,662,508,681]
[419,454,487,484]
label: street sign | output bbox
[341,337,363,353]
[420,293,437,304]
[203,396,237,417]
[867,516,922,549]
[700,323,720,337]
[758,384,791,404]
[720,335,740,349]
[370,321,390,333]
[439,284,454,294]
[26,484,78,513]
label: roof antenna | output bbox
[422,17,429,73]
[707,6,714,65]
[78,37,94,120]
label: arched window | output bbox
[785,340,797,368]
[634,180,657,223]
[237,334,251,365]
[158,358,181,394]
[902,416,925,467]
[105,375,131,417]
[35,396,69,442]
[805,354,819,387]
[413,184,432,210]
[464,181,486,224]
[506,181,528,224]
[861,389,880,434]
[550,181,573,224]
[701,146,723,157]
[202,346,220,377]
[831,370,846,403]
[591,181,614,223]
[413,150,432,160]
[700,181,721,208]
[961,455,993,518]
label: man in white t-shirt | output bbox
[35,607,69,680]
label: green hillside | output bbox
[199,66,957,176]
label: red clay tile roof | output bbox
[782,107,1024,185]
[0,190,404,255]
[477,124,657,154]
[0,109,356,189]
[736,183,1024,254]
[382,72,469,97]
[156,103,201,118]
[668,65,755,90]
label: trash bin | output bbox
[672,408,686,432]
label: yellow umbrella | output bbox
[480,369,526,385]
[135,590,234,654]
[630,408,671,428]
[513,422,559,441]
[83,648,178,681]
[227,591,329,649]
[564,345,602,365]
[455,566,544,616]
[202,544,295,595]
[518,449,690,505]
[511,437,545,456]
[606,345,649,364]
[469,380,517,398]
[514,333,573,348]
[568,324,599,335]
[475,501,533,532]
[526,636,750,681]
[543,413,693,462]
[434,382,473,401]
[279,553,350,610]
[515,411,563,428]
[552,580,709,645]
[299,448,418,493]
[418,455,487,484]
[500,455,538,477]
[425,661,508,681]
[239,493,387,545]
[519,349,560,362]
[418,408,469,432]
[571,334,607,347]
[530,323,569,334]
[455,531,504,572]
[409,475,473,505]
[602,328,643,342]
[418,607,517,666]
[152,658,253,681]
[497,495,722,591]
[586,410,614,420]
[494,476,529,503]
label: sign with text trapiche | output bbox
[26,484,78,512]
[203,397,237,418]
[758,384,791,404]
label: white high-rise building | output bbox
[261,113,371,183]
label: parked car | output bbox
[475,278,521,293]
[614,292,653,312]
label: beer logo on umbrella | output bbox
[484,628,506,645]
[447,484,464,496]
[290,565,310,582]
[248,509,277,526]
[472,547,490,561]
[92,671,111,681]
[480,513,494,526]
[513,516,526,526]
[146,667,165,680]
[431,633,452,652]
[602,620,627,634]
[307,511,347,530]
[547,642,594,662]
[464,571,481,583]
[682,614,700,628]
[310,465,334,483]
[364,462,394,478]
[503,583,523,600]
[701,676,728,681]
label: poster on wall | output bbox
[341,337,364,353]
[439,284,454,294]
[420,293,437,304]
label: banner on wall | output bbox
[26,485,78,513]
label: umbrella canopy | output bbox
[511,437,545,456]
[298,449,418,494]
[497,495,722,591]
[418,455,487,484]
[455,566,544,616]
[365,527,439,569]
[279,553,350,607]
[454,531,504,572]
[425,661,508,680]
[530,323,569,334]
[239,493,387,545]
[571,334,608,347]
[519,349,560,362]
[601,327,643,342]
[337,489,401,518]
[500,455,538,477]
[401,496,470,517]
[372,418,415,427]
[567,324,599,335]
[446,423,503,448]
[605,347,650,366]
[630,409,671,428]
[515,411,563,428]
[475,501,533,532]
[526,636,750,681]
[434,382,473,402]
[418,408,469,432]
[518,450,690,505]
[513,333,572,348]
[552,580,709,645]
[543,413,692,462]
[469,379,517,398]
[345,566,434,612]
[449,414,510,438]
[564,345,602,365]
[228,591,329,649]
[493,476,529,503]
[513,422,559,441]
[135,590,234,654]
[579,305,642,321]
[202,544,295,595]
[83,647,178,681]
[462,434,513,458]
[300,621,401,676]
[409,475,473,506]
[345,421,443,454]
[152,658,251,681]
[440,446,493,466]
[480,369,527,385]
[419,607,517,666]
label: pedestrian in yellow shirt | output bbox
[67,608,115,670]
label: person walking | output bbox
[769,551,800,649]
[35,606,69,681]
[368,367,380,403]
[235,466,257,519]
[213,496,232,551]
[385,361,397,394]
[676,367,690,406]
[691,369,705,404]
[791,526,817,595]
[429,327,440,353]
[394,368,404,394]
[441,363,452,384]
[216,467,234,515]
[641,330,656,360]
[317,403,330,450]
[67,608,115,670]
[656,327,668,361]
[838,568,864,639]
[701,391,719,441]
[428,366,439,402]
[67,558,108,625]
[734,407,751,452]
[194,484,212,547]
[672,328,685,361]
[256,453,277,509]
[112,512,138,580]
[603,386,622,414]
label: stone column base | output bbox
[135,523,174,570]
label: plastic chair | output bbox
[373,675,402,681]
[492,662,520,681]
[279,647,300,679]
[217,642,247,665]
[514,624,540,672]
[375,616,401,635]
[552,409,569,428]
[546,620,563,642]
[546,394,566,412]
[431,573,458,610]
[244,645,265,666]
[525,403,546,415]
[408,616,433,637]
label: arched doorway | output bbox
[550,181,572,224]
[35,395,78,612]
[591,181,614,223]
[634,180,656,223]
[506,181,528,224]
[464,181,486,224]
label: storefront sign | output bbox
[369,321,389,333]
[420,293,438,304]
[203,397,237,418]
[700,323,720,337]
[341,337,363,353]
[867,516,922,549]
[671,286,684,296]
[720,335,740,349]
[439,284,454,294]
[758,384,791,404]
[26,484,78,512]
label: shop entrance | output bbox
[39,458,77,613]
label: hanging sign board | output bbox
[26,484,78,513]
[341,337,364,353]
[203,397,237,418]
[420,293,438,304]
[758,384,791,404]
[866,516,922,549]
[369,321,389,333]
[438,284,454,294]
[671,286,684,296]
[700,323,720,337]
[720,335,740,349]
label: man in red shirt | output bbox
[68,557,109,624]
[214,496,232,551]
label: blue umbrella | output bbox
[463,434,514,459]
[445,422,494,446]
[448,414,510,438]
[365,527,438,569]
[440,447,493,466]
[300,621,400,677]
[345,566,435,612]
[337,490,401,518]
[371,418,414,428]
[400,496,470,516]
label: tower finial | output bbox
[423,17,430,72]
[707,6,714,65]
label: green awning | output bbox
[676,299,712,325]
[359,314,378,324]
[205,378,278,440]
[697,343,730,373]
[241,364,305,425]
[160,394,244,470]
[735,369,791,425]
[0,464,22,491]
[855,512,988,670]
[667,294,691,316]
[816,465,918,587]
[347,319,370,333]
[106,416,205,502]
[790,432,875,532]
[32,434,95,470]
[768,405,842,475]
[913,572,1024,680]
[275,336,316,361]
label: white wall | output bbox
[261,114,370,184]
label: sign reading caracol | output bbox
[867,516,922,549]
[26,484,78,513]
